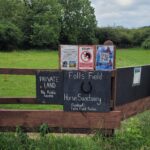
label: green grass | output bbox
[0,50,59,69]
[117,48,150,67]
[0,48,150,150]
[0,48,149,69]
[0,48,150,109]
[0,50,59,109]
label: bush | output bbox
[142,37,150,49]
[31,23,60,49]
[0,21,23,50]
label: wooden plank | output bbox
[115,96,150,120]
[0,68,115,77]
[0,110,121,129]
[0,97,62,105]
[0,98,37,104]
[0,68,57,75]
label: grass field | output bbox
[0,48,150,109]
[0,48,150,150]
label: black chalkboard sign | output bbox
[36,71,63,104]
[116,65,150,106]
[64,71,111,112]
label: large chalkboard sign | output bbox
[116,65,150,106]
[64,71,111,112]
[36,71,63,104]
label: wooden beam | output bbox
[0,68,57,75]
[0,110,121,129]
[0,68,115,77]
[0,98,37,104]
[0,97,63,105]
[115,96,150,120]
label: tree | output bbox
[142,36,150,49]
[0,0,24,50]
[0,21,23,50]
[22,0,62,48]
[59,0,97,44]
[0,0,25,26]
[96,27,132,47]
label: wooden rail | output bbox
[0,98,37,104]
[0,68,119,132]
[0,110,121,129]
[0,68,116,76]
[0,68,149,133]
[115,96,150,120]
[0,68,56,75]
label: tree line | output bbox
[0,0,150,50]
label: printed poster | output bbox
[60,45,78,70]
[78,45,95,70]
[133,67,142,86]
[96,45,114,70]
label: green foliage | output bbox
[0,21,23,50]
[25,0,61,48]
[96,27,133,48]
[59,0,97,44]
[16,126,29,145]
[132,27,150,47]
[39,123,49,137]
[142,37,150,49]
[96,26,150,48]
[0,0,150,50]
[0,0,97,50]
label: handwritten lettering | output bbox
[64,93,102,106]
[68,72,103,80]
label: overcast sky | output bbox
[91,0,150,28]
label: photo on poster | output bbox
[60,45,78,70]
[133,67,142,86]
[78,45,95,70]
[96,45,114,70]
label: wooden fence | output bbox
[0,68,149,133]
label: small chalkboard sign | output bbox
[64,71,111,112]
[36,71,63,104]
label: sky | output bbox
[91,0,150,28]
